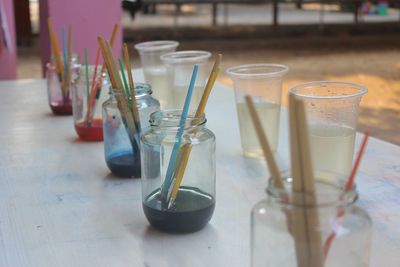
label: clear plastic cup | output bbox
[227,64,289,158]
[161,50,211,112]
[289,81,368,179]
[135,40,179,109]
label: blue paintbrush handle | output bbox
[160,64,199,203]
[61,28,68,80]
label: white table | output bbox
[0,76,400,267]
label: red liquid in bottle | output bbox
[74,118,103,141]
[50,100,72,115]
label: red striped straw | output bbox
[323,131,370,258]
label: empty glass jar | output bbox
[102,83,160,178]
[46,54,79,115]
[251,177,372,267]
[141,110,216,233]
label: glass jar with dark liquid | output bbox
[102,83,160,178]
[141,110,216,233]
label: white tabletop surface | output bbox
[0,73,400,267]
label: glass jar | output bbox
[102,83,160,178]
[71,65,110,141]
[46,54,79,115]
[251,177,372,267]
[140,110,216,233]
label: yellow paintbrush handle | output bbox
[168,144,193,207]
[47,19,64,81]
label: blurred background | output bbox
[5,0,400,144]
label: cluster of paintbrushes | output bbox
[83,24,119,126]
[246,94,369,266]
[47,20,120,126]
[97,35,141,149]
[47,19,72,103]
[98,28,222,208]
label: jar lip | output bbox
[266,175,358,207]
[226,63,289,79]
[110,83,152,98]
[76,64,105,72]
[150,109,206,129]
[160,50,211,64]
[134,40,179,52]
[289,81,368,100]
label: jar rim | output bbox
[266,176,358,208]
[110,83,152,98]
[150,110,206,129]
[289,81,368,100]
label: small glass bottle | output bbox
[140,110,216,233]
[71,65,110,141]
[102,83,160,177]
[46,54,79,115]
[251,177,372,267]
